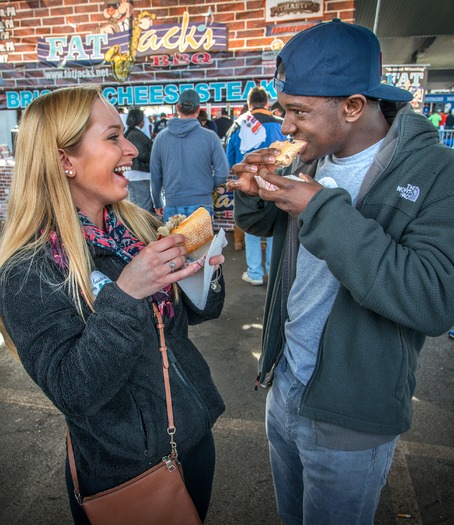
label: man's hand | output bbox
[227,146,323,215]
[253,170,323,216]
[227,147,280,196]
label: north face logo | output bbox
[397,184,420,202]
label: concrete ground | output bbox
[0,230,453,525]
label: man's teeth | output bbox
[114,166,131,174]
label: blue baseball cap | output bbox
[274,19,413,102]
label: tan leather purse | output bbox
[67,302,203,525]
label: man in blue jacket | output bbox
[230,19,454,525]
[226,86,285,285]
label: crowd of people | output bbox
[1,17,454,525]
[427,108,454,129]
[120,86,277,287]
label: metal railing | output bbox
[438,129,454,148]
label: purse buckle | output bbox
[162,455,177,472]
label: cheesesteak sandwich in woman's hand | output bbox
[158,207,214,255]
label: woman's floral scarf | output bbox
[79,207,145,264]
[48,207,174,317]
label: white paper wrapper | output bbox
[254,175,278,191]
[178,228,228,310]
[255,174,305,191]
[284,174,305,182]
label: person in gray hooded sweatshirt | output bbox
[150,89,229,222]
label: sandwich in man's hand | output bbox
[269,139,305,167]
[255,139,306,191]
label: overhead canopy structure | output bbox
[355,0,454,90]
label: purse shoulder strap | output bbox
[151,301,177,454]
[67,426,82,502]
[66,301,176,501]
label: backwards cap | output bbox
[275,18,413,102]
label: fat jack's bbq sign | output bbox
[37,11,227,82]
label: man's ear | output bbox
[58,149,76,177]
[344,95,367,122]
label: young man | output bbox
[150,89,229,221]
[230,19,454,524]
[226,86,286,286]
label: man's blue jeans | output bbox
[163,205,213,223]
[266,357,398,525]
[245,233,272,280]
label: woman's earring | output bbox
[64,169,74,175]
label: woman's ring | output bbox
[169,260,176,272]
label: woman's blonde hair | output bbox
[0,84,162,355]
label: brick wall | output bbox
[8,0,355,59]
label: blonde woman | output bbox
[0,85,225,524]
